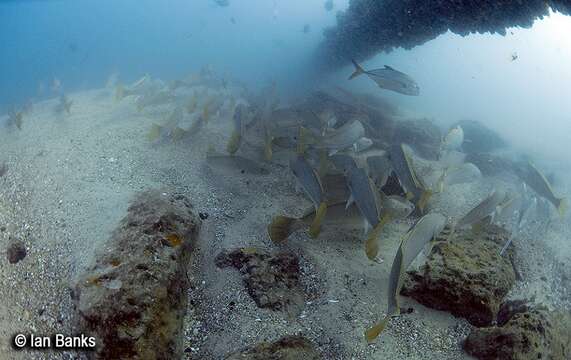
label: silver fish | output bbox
[346,166,381,229]
[365,192,414,260]
[349,60,420,96]
[268,202,362,243]
[438,163,481,192]
[457,189,506,228]
[390,143,431,211]
[366,154,392,188]
[329,153,357,174]
[136,90,175,111]
[226,103,245,154]
[517,162,566,216]
[442,125,464,151]
[290,155,327,237]
[206,150,269,175]
[366,212,446,342]
[55,94,73,115]
[309,119,365,152]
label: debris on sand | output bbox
[225,335,322,359]
[73,190,201,359]
[7,240,26,264]
[215,248,305,315]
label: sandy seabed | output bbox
[0,88,569,360]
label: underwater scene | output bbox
[1,0,571,359]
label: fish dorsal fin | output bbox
[384,65,395,70]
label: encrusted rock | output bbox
[215,248,304,315]
[464,306,571,360]
[402,225,516,327]
[74,190,200,359]
[392,118,441,160]
[224,335,322,360]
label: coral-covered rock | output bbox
[464,306,571,360]
[402,225,516,327]
[225,335,322,360]
[74,190,200,359]
[215,248,305,315]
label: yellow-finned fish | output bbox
[268,202,362,243]
[517,161,567,217]
[365,212,446,342]
[290,155,327,238]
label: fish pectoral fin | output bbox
[365,316,390,343]
[308,203,327,238]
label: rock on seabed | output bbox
[74,190,200,359]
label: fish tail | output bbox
[308,202,327,238]
[417,189,433,213]
[147,124,162,141]
[268,216,296,244]
[365,213,392,260]
[349,59,365,80]
[365,316,390,343]
[226,131,241,155]
[115,84,124,101]
[558,198,567,217]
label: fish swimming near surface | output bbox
[390,143,432,212]
[516,162,566,216]
[365,212,446,342]
[290,155,327,238]
[226,103,246,155]
[324,0,334,11]
[349,59,420,96]
[302,24,311,34]
[268,202,362,243]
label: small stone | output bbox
[7,241,27,264]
